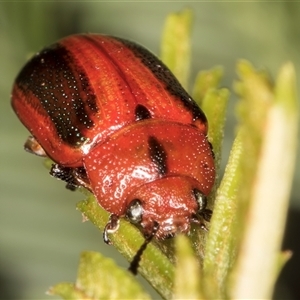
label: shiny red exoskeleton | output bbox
[11,34,215,249]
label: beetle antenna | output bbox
[128,221,159,275]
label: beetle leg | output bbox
[24,136,47,157]
[103,214,120,245]
[202,208,212,222]
[50,164,91,191]
[50,164,78,191]
[191,209,212,231]
[72,167,92,191]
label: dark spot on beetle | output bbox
[15,44,98,147]
[116,38,207,124]
[135,104,151,121]
[208,141,215,159]
[193,188,207,212]
[148,136,167,176]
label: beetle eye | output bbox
[126,199,143,224]
[193,188,207,212]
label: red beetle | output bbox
[11,34,215,271]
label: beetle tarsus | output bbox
[50,164,91,191]
[24,136,47,157]
[50,164,78,189]
[103,214,120,245]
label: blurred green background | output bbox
[0,2,299,299]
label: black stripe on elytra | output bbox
[116,37,207,124]
[148,136,168,176]
[16,43,98,147]
[135,104,152,121]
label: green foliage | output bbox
[48,251,151,299]
[229,61,297,299]
[172,235,205,299]
[49,9,298,300]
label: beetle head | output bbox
[126,176,211,240]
